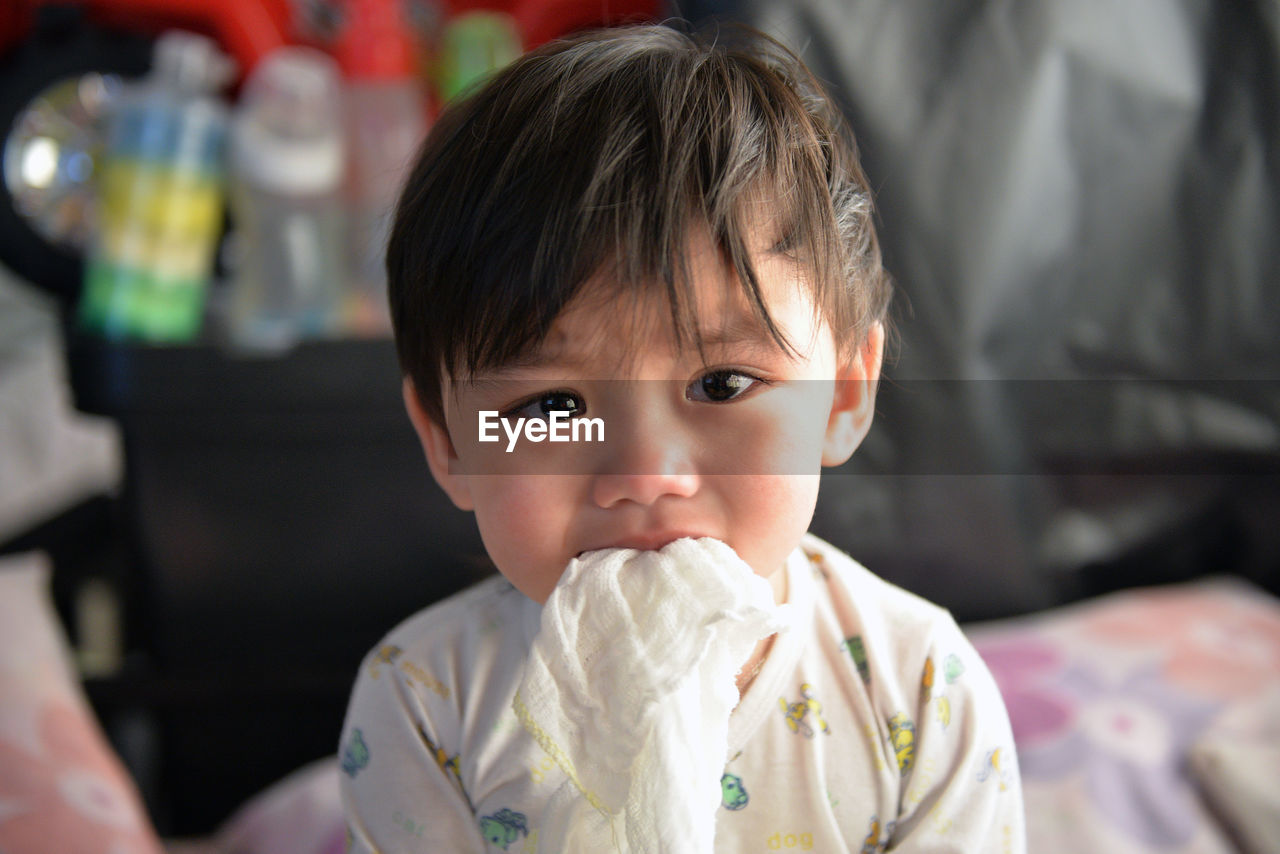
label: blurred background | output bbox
[1,0,1277,851]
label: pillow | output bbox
[967,578,1280,854]
[215,758,346,854]
[0,551,163,854]
[1189,687,1280,854]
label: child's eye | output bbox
[687,370,764,403]
[504,389,586,420]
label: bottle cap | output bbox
[153,30,237,95]
[230,47,344,194]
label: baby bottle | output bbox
[336,0,429,336]
[224,47,346,352]
[78,31,233,342]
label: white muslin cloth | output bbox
[513,537,792,854]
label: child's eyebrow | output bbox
[698,315,775,349]
[459,346,595,384]
[696,308,802,360]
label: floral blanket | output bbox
[968,578,1280,854]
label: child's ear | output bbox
[402,378,474,511]
[822,322,885,467]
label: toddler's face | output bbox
[406,227,883,605]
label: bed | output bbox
[969,578,1280,854]
[4,550,1279,853]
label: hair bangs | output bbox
[387,23,891,426]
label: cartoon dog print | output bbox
[479,808,528,850]
[720,773,749,810]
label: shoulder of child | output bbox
[800,532,956,632]
[383,572,528,642]
[353,573,537,701]
[799,531,993,706]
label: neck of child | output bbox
[735,633,776,699]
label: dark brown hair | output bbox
[387,23,892,425]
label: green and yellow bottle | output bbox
[78,31,233,342]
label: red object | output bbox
[510,0,661,49]
[334,0,417,80]
[0,0,295,81]
[1,0,663,83]
[436,0,662,49]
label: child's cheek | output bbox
[696,382,834,476]
[468,475,580,603]
[727,473,821,584]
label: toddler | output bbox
[340,23,1025,853]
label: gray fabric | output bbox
[678,0,1280,617]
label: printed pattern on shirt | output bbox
[861,815,895,854]
[417,723,471,808]
[842,635,872,686]
[720,773,749,810]
[341,728,369,778]
[479,808,529,850]
[888,712,915,776]
[780,683,831,737]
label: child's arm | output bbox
[887,616,1027,853]
[338,646,487,853]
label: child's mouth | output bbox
[578,532,711,557]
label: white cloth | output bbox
[339,534,1026,853]
[0,270,121,541]
[513,538,790,853]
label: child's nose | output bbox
[590,410,699,508]
[591,468,699,508]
